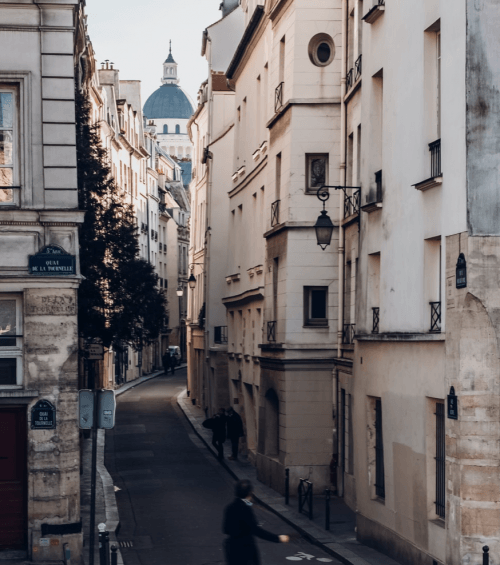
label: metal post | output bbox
[110,546,118,565]
[483,546,489,565]
[89,380,99,565]
[285,469,289,505]
[325,489,331,530]
[98,524,106,565]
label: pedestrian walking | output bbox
[203,408,226,461]
[162,350,170,375]
[226,407,244,461]
[223,479,289,565]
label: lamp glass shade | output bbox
[188,273,197,289]
[315,210,334,250]
[176,288,184,297]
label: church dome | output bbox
[143,84,194,120]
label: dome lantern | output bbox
[162,41,179,85]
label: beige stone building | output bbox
[0,0,87,560]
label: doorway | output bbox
[0,407,27,549]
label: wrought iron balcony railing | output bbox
[344,189,360,218]
[346,55,362,91]
[214,326,228,344]
[346,68,354,90]
[430,301,441,332]
[342,324,356,345]
[354,54,362,82]
[267,321,277,342]
[271,199,281,227]
[429,139,442,178]
[372,307,380,334]
[275,82,284,113]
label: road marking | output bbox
[286,555,333,562]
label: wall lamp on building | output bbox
[176,287,184,297]
[188,263,205,289]
[314,185,361,250]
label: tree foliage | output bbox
[76,90,166,349]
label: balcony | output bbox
[414,139,443,191]
[372,307,380,334]
[346,54,362,91]
[344,188,360,219]
[362,170,383,213]
[267,321,277,342]
[430,302,441,333]
[271,199,281,227]
[214,326,228,345]
[343,324,356,345]
[275,82,284,113]
[363,0,385,24]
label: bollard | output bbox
[325,489,331,531]
[98,524,107,565]
[285,469,290,505]
[483,546,489,565]
[111,546,118,565]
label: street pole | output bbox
[89,363,99,565]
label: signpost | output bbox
[447,386,458,420]
[31,400,56,430]
[29,245,76,276]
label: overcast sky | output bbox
[85,0,222,107]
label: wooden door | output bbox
[0,408,27,549]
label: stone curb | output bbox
[176,389,372,565]
[113,365,187,398]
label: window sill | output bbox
[362,4,385,24]
[429,518,445,529]
[413,175,443,192]
[361,201,382,213]
[371,496,385,505]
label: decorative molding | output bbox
[413,175,443,192]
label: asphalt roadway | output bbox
[104,370,341,565]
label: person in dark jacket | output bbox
[226,407,244,461]
[162,351,171,375]
[203,408,226,461]
[223,479,289,565]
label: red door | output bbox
[0,408,27,549]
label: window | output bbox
[0,296,23,386]
[304,286,328,326]
[308,34,336,67]
[0,88,17,204]
[163,125,168,134]
[306,154,329,194]
[175,124,180,134]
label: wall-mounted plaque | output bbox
[456,253,467,289]
[447,386,458,420]
[31,400,56,430]
[29,245,76,276]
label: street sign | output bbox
[456,253,467,289]
[31,400,56,430]
[97,390,116,430]
[447,386,458,420]
[29,245,76,276]
[85,343,104,361]
[79,390,95,429]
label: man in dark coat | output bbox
[162,351,171,375]
[223,479,289,565]
[204,408,226,461]
[226,407,244,461]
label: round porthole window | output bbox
[308,34,335,67]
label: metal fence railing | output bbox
[430,301,441,332]
[344,188,360,218]
[372,307,380,334]
[271,199,281,227]
[298,479,313,520]
[275,82,284,113]
[267,321,277,342]
[342,324,356,344]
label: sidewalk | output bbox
[177,389,402,565]
[80,365,186,565]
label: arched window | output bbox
[264,389,279,457]
[175,124,181,134]
[163,125,168,134]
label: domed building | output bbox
[143,44,194,171]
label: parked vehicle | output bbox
[169,346,181,366]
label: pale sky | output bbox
[85,0,222,108]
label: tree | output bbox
[76,90,166,349]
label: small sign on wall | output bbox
[456,253,467,289]
[447,386,458,420]
[31,400,56,430]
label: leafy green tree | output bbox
[76,90,166,349]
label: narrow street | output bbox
[104,370,340,565]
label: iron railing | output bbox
[346,68,354,90]
[372,307,380,334]
[214,326,228,344]
[375,170,383,202]
[298,479,313,520]
[159,203,166,213]
[375,398,385,498]
[275,82,284,113]
[435,402,445,519]
[429,139,442,178]
[430,301,441,332]
[344,188,360,218]
[271,199,281,227]
[342,324,356,345]
[354,54,362,82]
[267,321,277,342]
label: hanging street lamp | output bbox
[315,187,334,250]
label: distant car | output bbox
[169,346,181,366]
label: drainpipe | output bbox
[338,0,348,360]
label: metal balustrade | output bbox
[344,189,360,218]
[372,307,380,334]
[271,200,281,227]
[354,54,362,82]
[275,82,284,113]
[342,324,356,345]
[346,68,354,90]
[267,321,277,342]
[430,301,441,332]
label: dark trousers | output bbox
[170,364,175,374]
[212,437,224,460]
[230,437,239,459]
